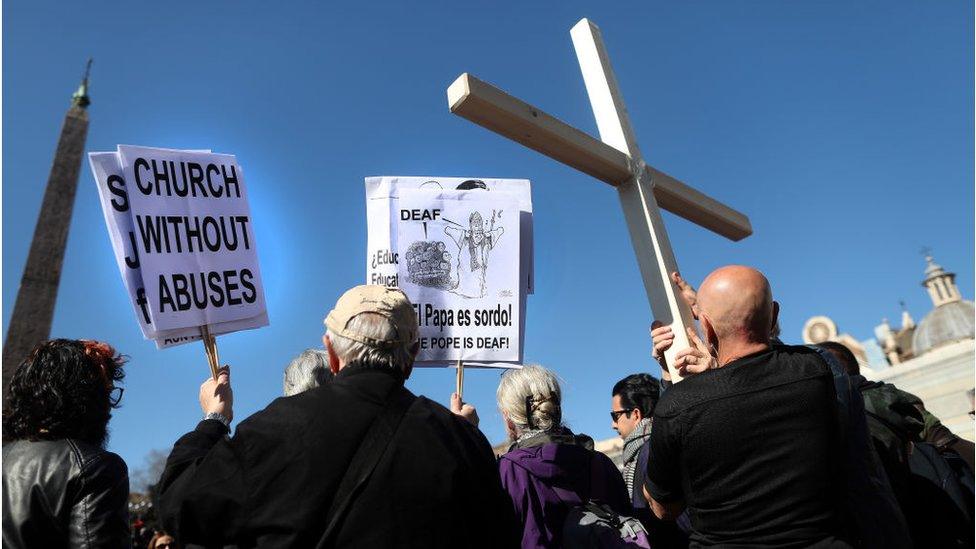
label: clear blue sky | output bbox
[4,1,973,475]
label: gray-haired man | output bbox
[282,348,332,396]
[157,285,517,548]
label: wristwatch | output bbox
[203,411,231,430]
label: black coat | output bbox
[2,438,131,549]
[157,366,518,548]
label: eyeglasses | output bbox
[109,387,124,407]
[610,409,633,422]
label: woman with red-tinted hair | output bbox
[2,339,130,548]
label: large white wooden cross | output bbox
[446,18,752,381]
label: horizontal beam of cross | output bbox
[447,73,752,241]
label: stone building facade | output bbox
[802,256,975,441]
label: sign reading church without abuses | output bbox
[90,146,268,348]
[366,176,531,366]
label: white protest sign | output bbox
[90,151,158,340]
[365,176,533,294]
[116,145,268,332]
[90,149,269,348]
[396,189,521,364]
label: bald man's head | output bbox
[697,266,777,347]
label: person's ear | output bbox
[399,341,420,381]
[632,407,643,422]
[700,314,719,351]
[323,335,341,375]
[770,301,780,337]
[503,412,517,439]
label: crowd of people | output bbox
[2,266,974,548]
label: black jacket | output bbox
[157,366,518,548]
[2,438,131,549]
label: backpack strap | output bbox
[318,384,417,547]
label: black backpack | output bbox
[904,440,974,547]
[866,408,975,548]
[549,452,650,548]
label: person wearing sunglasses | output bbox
[611,374,689,548]
[2,339,130,549]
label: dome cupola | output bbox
[911,255,974,355]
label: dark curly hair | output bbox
[3,339,126,447]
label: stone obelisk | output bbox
[3,60,92,398]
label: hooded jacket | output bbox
[498,429,631,549]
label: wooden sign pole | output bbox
[200,324,219,381]
[455,358,465,401]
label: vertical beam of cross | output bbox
[570,19,695,379]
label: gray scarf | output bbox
[621,418,652,496]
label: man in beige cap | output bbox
[157,285,518,548]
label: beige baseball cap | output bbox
[324,285,418,348]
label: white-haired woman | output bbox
[496,365,631,548]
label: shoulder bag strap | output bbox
[318,384,416,547]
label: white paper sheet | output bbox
[365,176,533,294]
[90,147,269,348]
[117,145,268,331]
[395,189,521,364]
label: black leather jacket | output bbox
[2,438,131,548]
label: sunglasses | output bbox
[610,409,633,422]
[109,387,124,407]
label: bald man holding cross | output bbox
[448,19,909,547]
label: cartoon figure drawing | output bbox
[444,210,504,298]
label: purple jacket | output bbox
[499,431,631,548]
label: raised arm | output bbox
[156,366,248,545]
[444,225,464,247]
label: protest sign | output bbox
[90,147,268,349]
[396,188,521,364]
[366,176,534,368]
[90,151,160,340]
[365,176,533,294]
[117,145,268,332]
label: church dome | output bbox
[911,300,975,355]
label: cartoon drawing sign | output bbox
[365,176,533,295]
[365,175,532,367]
[395,189,521,364]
